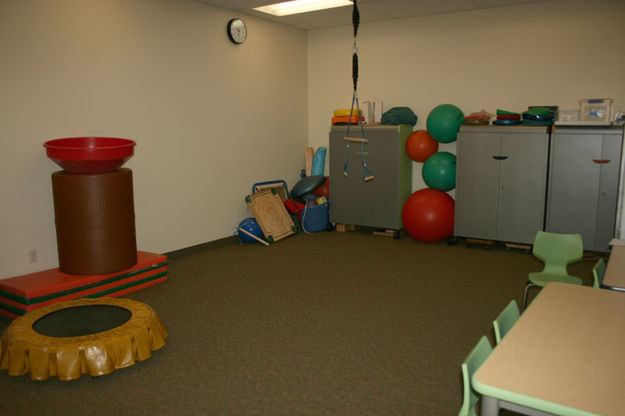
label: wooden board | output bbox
[466,238,495,246]
[336,224,358,232]
[246,189,296,243]
[505,242,531,251]
[373,230,397,238]
[252,180,289,202]
[305,147,314,176]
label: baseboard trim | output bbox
[165,236,236,260]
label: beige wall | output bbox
[0,0,308,278]
[307,0,625,194]
[3,0,625,279]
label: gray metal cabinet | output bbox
[329,124,412,230]
[454,125,549,244]
[546,126,624,252]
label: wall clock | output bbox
[227,18,247,44]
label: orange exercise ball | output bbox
[405,130,439,162]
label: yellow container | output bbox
[334,108,362,117]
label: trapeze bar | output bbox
[344,137,367,143]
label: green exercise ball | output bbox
[422,151,456,191]
[426,104,465,143]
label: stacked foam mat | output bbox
[0,147,169,319]
[331,108,363,125]
[0,251,167,318]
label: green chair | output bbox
[522,231,583,310]
[459,336,492,416]
[492,300,520,344]
[592,258,606,288]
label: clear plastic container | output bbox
[558,109,579,122]
[579,98,613,122]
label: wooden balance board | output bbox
[246,189,298,243]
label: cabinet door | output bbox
[546,133,602,248]
[329,131,364,225]
[595,134,623,251]
[454,132,501,239]
[362,131,400,229]
[497,133,548,244]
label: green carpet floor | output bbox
[0,231,596,415]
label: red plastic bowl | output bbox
[44,137,136,174]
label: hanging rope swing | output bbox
[344,0,374,182]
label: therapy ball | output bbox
[426,104,465,143]
[238,217,263,243]
[422,151,456,191]
[312,176,330,198]
[405,130,439,162]
[402,189,455,243]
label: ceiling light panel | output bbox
[254,0,353,16]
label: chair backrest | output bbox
[459,336,492,416]
[532,231,583,276]
[593,259,606,288]
[493,300,520,344]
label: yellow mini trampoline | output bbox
[0,297,167,381]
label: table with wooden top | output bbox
[603,245,625,291]
[473,282,625,416]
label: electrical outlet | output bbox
[28,249,38,264]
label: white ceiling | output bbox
[195,0,550,30]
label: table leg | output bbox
[481,396,500,416]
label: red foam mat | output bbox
[0,276,168,319]
[0,266,167,312]
[0,251,168,319]
[0,251,166,299]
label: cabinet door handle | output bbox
[492,155,508,160]
[593,159,611,164]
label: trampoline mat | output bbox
[32,305,132,337]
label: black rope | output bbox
[352,0,360,37]
[351,0,359,92]
[346,0,372,181]
[352,52,358,92]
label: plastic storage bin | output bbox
[579,98,613,122]
[558,109,579,122]
[301,202,329,232]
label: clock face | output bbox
[227,18,247,44]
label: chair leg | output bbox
[522,283,537,311]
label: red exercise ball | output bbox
[312,176,329,198]
[405,130,439,162]
[402,188,454,242]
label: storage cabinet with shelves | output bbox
[545,126,624,252]
[329,125,412,231]
[454,125,549,245]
